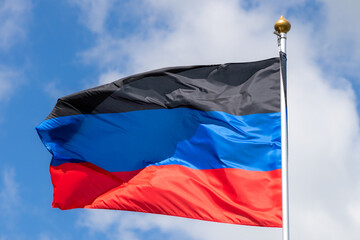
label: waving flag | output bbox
[36,57,282,227]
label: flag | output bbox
[36,57,282,227]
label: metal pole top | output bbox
[274,16,291,34]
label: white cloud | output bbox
[0,0,31,50]
[38,233,58,240]
[287,53,360,239]
[43,81,72,100]
[0,0,31,107]
[70,0,115,34]
[71,0,360,239]
[79,210,281,240]
[79,0,279,74]
[0,167,20,221]
[348,185,360,226]
[0,73,13,101]
[316,0,360,80]
[0,66,22,102]
[98,70,124,85]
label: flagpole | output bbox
[274,16,291,240]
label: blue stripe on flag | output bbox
[36,108,281,172]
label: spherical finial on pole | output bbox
[274,16,291,33]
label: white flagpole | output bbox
[274,16,291,240]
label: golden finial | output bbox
[274,16,291,33]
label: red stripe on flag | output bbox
[50,163,282,227]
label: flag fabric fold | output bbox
[36,57,282,227]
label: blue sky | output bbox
[1,0,360,239]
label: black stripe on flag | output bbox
[46,57,280,120]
